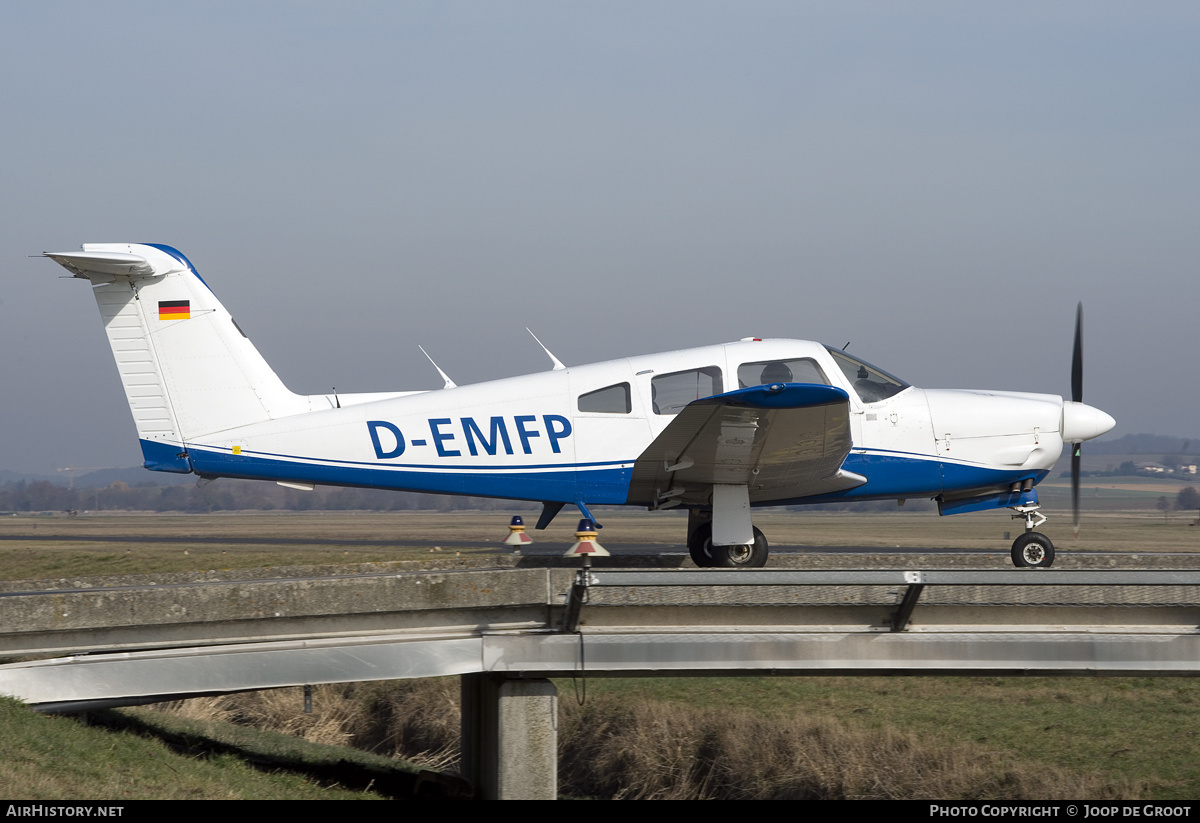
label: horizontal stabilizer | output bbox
[43,251,170,279]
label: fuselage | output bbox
[175,337,1091,511]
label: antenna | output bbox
[418,346,457,389]
[526,328,566,371]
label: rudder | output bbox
[45,243,313,472]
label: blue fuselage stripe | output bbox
[184,445,633,504]
[149,440,1048,509]
[214,445,633,473]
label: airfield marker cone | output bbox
[564,518,609,557]
[503,515,533,547]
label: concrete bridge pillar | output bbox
[460,674,558,800]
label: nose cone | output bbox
[1061,401,1116,443]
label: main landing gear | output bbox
[687,522,769,568]
[1009,503,1055,568]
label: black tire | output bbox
[688,523,769,568]
[687,523,715,567]
[1011,532,1055,568]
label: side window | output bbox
[651,366,723,415]
[578,382,632,414]
[737,358,828,388]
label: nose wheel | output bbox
[1009,503,1055,568]
[1011,531,1055,568]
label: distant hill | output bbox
[0,467,193,489]
[71,467,194,488]
[1086,434,1194,456]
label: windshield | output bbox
[826,347,910,403]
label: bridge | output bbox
[3,557,1200,798]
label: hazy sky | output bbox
[3,2,1197,475]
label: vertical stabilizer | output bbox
[45,244,312,472]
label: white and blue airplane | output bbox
[45,243,1115,568]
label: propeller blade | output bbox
[1071,303,1083,537]
[1071,302,1083,404]
[1072,445,1081,539]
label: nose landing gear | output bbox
[1009,503,1055,568]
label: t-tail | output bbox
[45,244,317,473]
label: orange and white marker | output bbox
[564,518,609,557]
[503,515,533,547]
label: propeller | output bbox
[1071,302,1083,538]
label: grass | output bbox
[0,696,388,800]
[0,511,515,580]
[555,687,1140,799]
[137,679,1153,799]
[571,675,1197,798]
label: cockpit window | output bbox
[737,358,828,389]
[826,348,910,403]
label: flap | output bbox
[627,382,865,507]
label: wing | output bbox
[627,382,865,509]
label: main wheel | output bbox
[687,523,715,567]
[687,523,769,568]
[1011,531,1055,568]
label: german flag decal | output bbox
[158,300,190,320]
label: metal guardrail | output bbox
[3,565,1200,709]
[561,568,1200,632]
[572,569,1200,586]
